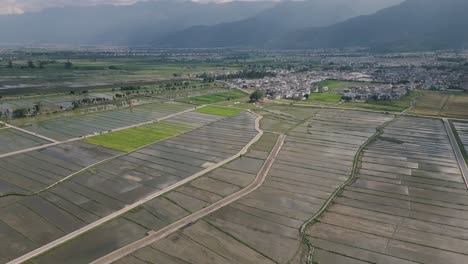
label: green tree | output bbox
[27,60,36,68]
[64,60,73,69]
[249,90,265,102]
[12,108,28,118]
[7,60,13,68]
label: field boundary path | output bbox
[4,123,59,143]
[7,110,263,264]
[0,106,202,159]
[443,118,468,188]
[91,133,286,264]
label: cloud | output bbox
[0,0,141,14]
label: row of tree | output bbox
[4,60,73,69]
[199,70,277,82]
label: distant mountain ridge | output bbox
[0,0,276,45]
[0,0,464,51]
[157,0,403,48]
[275,0,468,51]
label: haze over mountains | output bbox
[277,0,468,51]
[0,0,466,51]
[158,0,403,48]
[0,0,276,45]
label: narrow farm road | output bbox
[443,118,468,188]
[91,133,286,264]
[6,110,263,264]
[4,123,59,143]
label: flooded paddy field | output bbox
[28,129,276,264]
[111,108,391,264]
[0,128,50,154]
[18,100,194,141]
[0,111,258,263]
[307,116,468,264]
[0,141,122,196]
[454,122,468,156]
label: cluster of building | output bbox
[340,84,414,102]
[229,70,414,102]
[232,73,318,100]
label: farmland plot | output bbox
[83,111,225,152]
[0,141,122,196]
[454,122,468,157]
[307,116,468,264]
[0,112,259,263]
[19,101,193,141]
[30,132,277,264]
[110,109,391,264]
[0,128,50,154]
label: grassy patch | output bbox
[409,91,468,118]
[179,90,246,104]
[195,106,244,117]
[82,121,191,152]
[315,79,373,90]
[307,93,343,103]
[281,90,424,113]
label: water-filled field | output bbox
[20,101,193,141]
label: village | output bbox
[230,71,415,102]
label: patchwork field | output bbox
[0,111,259,263]
[0,127,51,154]
[410,91,468,118]
[3,98,468,264]
[106,108,392,264]
[307,116,468,264]
[30,132,278,264]
[18,100,194,141]
[83,121,193,152]
[0,141,122,196]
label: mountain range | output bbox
[0,0,276,45]
[0,0,466,51]
[276,0,468,51]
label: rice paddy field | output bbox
[97,108,393,264]
[195,106,244,117]
[82,121,193,152]
[453,122,468,161]
[0,56,240,97]
[307,116,468,263]
[0,127,50,154]
[30,132,278,264]
[0,111,259,263]
[179,90,247,105]
[17,100,194,141]
[2,93,468,264]
[409,91,468,118]
[0,141,123,197]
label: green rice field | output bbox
[179,90,246,104]
[316,79,373,90]
[307,93,343,103]
[195,106,244,117]
[83,121,191,152]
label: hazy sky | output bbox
[0,0,397,15]
[0,0,285,14]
